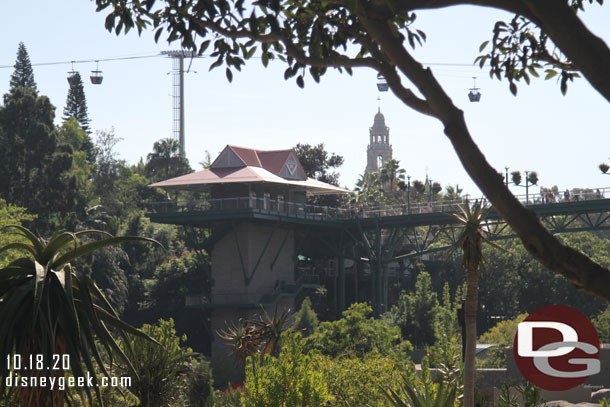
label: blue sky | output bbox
[1,1,609,199]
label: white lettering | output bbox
[518,321,578,357]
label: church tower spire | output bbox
[366,109,393,173]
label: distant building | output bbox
[366,109,393,173]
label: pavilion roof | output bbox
[149,145,349,195]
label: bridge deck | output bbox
[147,197,610,230]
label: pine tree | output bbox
[0,87,76,230]
[9,42,37,91]
[63,72,91,134]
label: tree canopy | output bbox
[9,42,37,91]
[294,143,343,186]
[63,72,91,134]
[0,87,76,227]
[145,137,192,182]
[94,0,610,302]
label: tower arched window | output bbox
[377,155,383,169]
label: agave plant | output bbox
[0,225,160,406]
[218,319,265,368]
[247,306,292,357]
[218,306,292,373]
[383,358,457,407]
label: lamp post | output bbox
[525,171,531,203]
[505,167,539,204]
[426,174,434,204]
[407,175,412,214]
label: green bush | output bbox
[305,303,401,358]
[385,272,440,348]
[314,353,404,407]
[115,318,194,407]
[383,357,457,407]
[478,313,528,368]
[293,297,319,337]
[186,356,214,407]
[207,389,243,407]
[244,331,330,407]
[592,305,610,343]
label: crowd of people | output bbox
[540,188,604,204]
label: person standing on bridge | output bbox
[597,189,603,199]
[564,189,570,202]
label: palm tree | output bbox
[353,171,384,208]
[380,159,406,192]
[145,138,192,182]
[0,225,159,406]
[445,202,503,407]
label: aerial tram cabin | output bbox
[468,77,481,102]
[90,61,103,84]
[377,73,389,92]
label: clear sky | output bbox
[1,1,609,199]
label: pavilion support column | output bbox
[374,223,383,317]
[338,255,346,313]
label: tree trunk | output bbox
[463,266,478,407]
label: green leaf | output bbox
[545,69,558,80]
[479,40,489,52]
[0,224,44,254]
[199,39,211,55]
[52,236,160,270]
[226,67,233,82]
[296,75,304,88]
[209,58,223,71]
[509,82,517,96]
[245,46,257,59]
[0,242,37,258]
[154,27,164,43]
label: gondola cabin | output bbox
[90,70,103,85]
[468,89,481,102]
[468,77,481,102]
[377,74,389,92]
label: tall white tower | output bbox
[366,109,393,173]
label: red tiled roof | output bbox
[225,145,305,179]
[228,145,262,167]
[150,144,348,194]
[257,150,291,176]
[149,165,349,195]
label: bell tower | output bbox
[366,108,393,173]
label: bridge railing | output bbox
[511,186,608,205]
[148,187,609,220]
[147,196,353,219]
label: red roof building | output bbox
[150,145,348,197]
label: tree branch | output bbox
[522,0,610,104]
[360,15,610,303]
[354,31,433,115]
[370,0,539,24]
[195,17,380,70]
